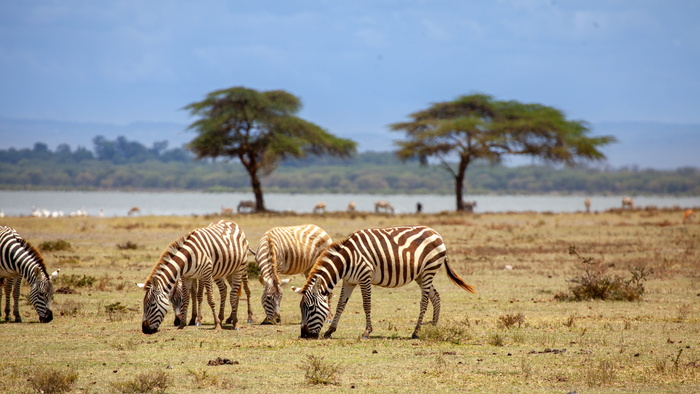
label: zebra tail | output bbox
[248,247,256,257]
[444,257,477,294]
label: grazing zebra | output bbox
[294,225,476,339]
[1,276,21,322]
[237,200,256,213]
[0,226,58,323]
[374,200,394,214]
[312,202,326,214]
[461,201,477,212]
[141,220,249,334]
[256,224,333,324]
[622,197,634,210]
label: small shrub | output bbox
[105,302,128,321]
[555,245,651,301]
[111,370,170,393]
[420,316,472,344]
[28,367,78,394]
[187,369,232,390]
[58,274,97,288]
[585,359,616,387]
[247,261,260,280]
[488,333,504,346]
[116,241,140,250]
[39,240,72,252]
[498,313,525,329]
[298,355,341,386]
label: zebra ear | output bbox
[50,269,60,279]
[291,286,303,294]
[257,275,265,285]
[136,282,145,289]
[280,278,292,287]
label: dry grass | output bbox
[1,209,698,392]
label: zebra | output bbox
[237,200,256,213]
[374,200,394,214]
[294,225,476,339]
[141,219,249,334]
[0,226,58,323]
[256,224,332,324]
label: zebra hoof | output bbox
[411,333,420,340]
[247,319,253,324]
[195,322,201,327]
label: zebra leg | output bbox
[241,274,253,324]
[188,279,199,326]
[202,276,222,330]
[428,287,441,325]
[412,286,432,339]
[359,282,374,339]
[227,274,242,330]
[11,277,22,323]
[326,291,334,323]
[324,282,357,339]
[2,277,11,322]
[194,279,205,326]
[179,279,194,329]
[215,278,227,323]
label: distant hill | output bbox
[1,117,698,169]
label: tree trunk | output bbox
[454,157,470,211]
[250,172,266,212]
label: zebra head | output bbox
[260,277,291,324]
[141,281,169,334]
[295,285,330,339]
[29,267,55,323]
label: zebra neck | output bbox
[14,255,45,285]
[312,253,348,295]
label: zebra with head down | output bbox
[141,220,249,334]
[256,224,332,324]
[0,226,58,323]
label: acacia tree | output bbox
[390,94,617,211]
[184,87,356,211]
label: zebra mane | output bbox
[267,234,281,286]
[18,236,49,279]
[299,239,348,293]
[144,232,191,286]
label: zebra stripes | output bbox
[0,226,57,323]
[255,224,332,324]
[294,225,476,339]
[141,220,249,334]
[1,276,22,322]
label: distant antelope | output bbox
[683,209,695,224]
[461,201,477,212]
[584,197,591,213]
[221,206,234,215]
[347,201,356,213]
[128,207,140,216]
[374,200,394,214]
[621,197,634,210]
[312,202,326,214]
[237,200,256,213]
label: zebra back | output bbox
[257,224,332,284]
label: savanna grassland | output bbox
[1,208,699,393]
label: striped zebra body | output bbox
[141,220,249,334]
[0,226,56,323]
[295,225,476,339]
[1,276,22,322]
[256,224,332,324]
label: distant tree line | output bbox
[0,136,698,195]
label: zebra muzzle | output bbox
[300,325,319,339]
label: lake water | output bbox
[0,191,697,217]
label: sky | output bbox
[0,0,699,167]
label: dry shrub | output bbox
[116,241,140,250]
[111,370,170,393]
[28,367,78,394]
[58,274,96,288]
[420,316,472,344]
[585,359,616,387]
[39,239,72,252]
[297,355,341,386]
[497,313,525,329]
[555,245,651,301]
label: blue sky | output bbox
[1,1,699,167]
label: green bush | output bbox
[39,240,73,252]
[298,355,341,386]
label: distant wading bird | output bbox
[0,226,59,323]
[294,225,476,339]
[256,224,333,324]
[141,220,249,334]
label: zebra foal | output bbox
[0,226,58,323]
[141,220,249,334]
[256,224,332,324]
[294,225,476,339]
